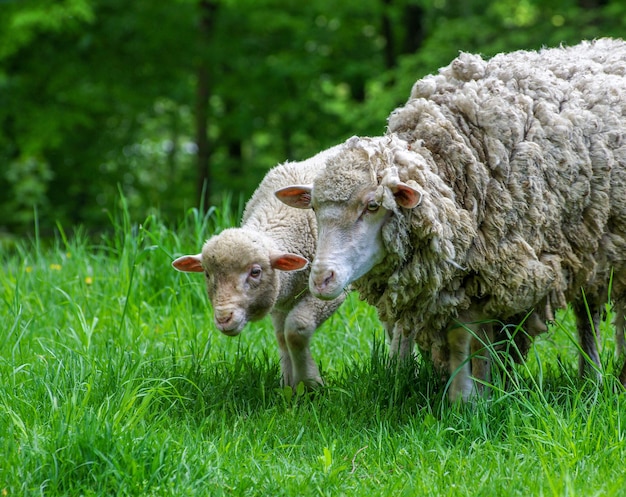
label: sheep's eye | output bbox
[366,200,380,212]
[249,266,262,279]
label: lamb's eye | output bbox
[249,266,262,279]
[366,200,380,212]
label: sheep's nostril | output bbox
[322,270,335,289]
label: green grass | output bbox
[1,203,626,496]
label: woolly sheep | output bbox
[173,146,345,389]
[277,39,626,400]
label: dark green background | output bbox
[1,0,623,236]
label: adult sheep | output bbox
[173,146,345,390]
[277,38,626,400]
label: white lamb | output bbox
[277,39,626,400]
[173,146,345,389]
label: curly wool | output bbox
[347,38,626,369]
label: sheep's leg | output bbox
[388,322,415,362]
[271,311,294,388]
[470,322,494,395]
[283,294,345,390]
[447,324,475,402]
[612,303,626,388]
[572,300,602,381]
[614,304,626,360]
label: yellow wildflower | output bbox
[85,277,93,285]
[50,264,62,271]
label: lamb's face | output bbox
[172,228,307,336]
[200,232,273,334]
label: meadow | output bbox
[1,202,625,496]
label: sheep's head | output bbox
[276,135,421,300]
[172,228,308,335]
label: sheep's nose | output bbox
[311,268,335,292]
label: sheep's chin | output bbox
[311,286,345,301]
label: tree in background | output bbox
[0,0,624,236]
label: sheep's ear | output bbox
[270,253,309,272]
[391,183,422,209]
[172,254,204,273]
[275,185,313,209]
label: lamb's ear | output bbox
[390,183,422,209]
[270,253,309,272]
[275,185,313,209]
[172,254,204,273]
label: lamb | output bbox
[277,38,626,400]
[172,146,345,389]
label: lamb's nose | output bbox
[215,311,233,326]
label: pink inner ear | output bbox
[270,253,309,271]
[393,183,422,209]
[172,254,204,272]
[275,186,312,208]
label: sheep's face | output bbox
[276,137,421,300]
[172,229,307,335]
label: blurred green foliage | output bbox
[0,0,624,236]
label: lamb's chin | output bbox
[218,327,243,337]
[216,319,246,336]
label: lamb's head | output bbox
[172,228,308,335]
[276,136,421,300]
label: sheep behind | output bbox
[277,39,626,399]
[387,37,626,389]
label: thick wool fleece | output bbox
[334,39,626,373]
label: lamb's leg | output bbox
[572,300,602,380]
[271,311,294,388]
[283,293,345,390]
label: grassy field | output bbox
[1,204,626,496]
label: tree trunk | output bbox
[195,0,217,211]
[403,4,424,55]
[380,0,396,70]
